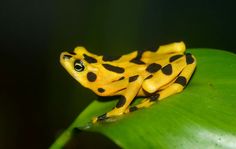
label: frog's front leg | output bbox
[124,95,159,113]
[93,76,143,123]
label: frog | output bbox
[60,41,196,123]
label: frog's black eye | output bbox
[74,60,85,72]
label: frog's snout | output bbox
[60,52,73,69]
[61,52,72,60]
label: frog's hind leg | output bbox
[126,54,196,113]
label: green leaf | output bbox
[50,49,236,149]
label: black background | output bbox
[1,0,236,148]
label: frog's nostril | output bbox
[63,54,72,60]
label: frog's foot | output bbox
[125,94,160,113]
[92,113,108,123]
[92,108,126,123]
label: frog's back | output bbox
[101,41,186,68]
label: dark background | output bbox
[1,0,236,148]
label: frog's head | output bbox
[60,46,99,88]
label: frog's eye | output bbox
[74,60,85,72]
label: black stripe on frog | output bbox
[130,50,146,64]
[102,64,125,73]
[83,54,97,63]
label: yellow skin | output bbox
[60,42,196,123]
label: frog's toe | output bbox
[92,117,98,123]
[92,113,108,123]
[125,106,138,113]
